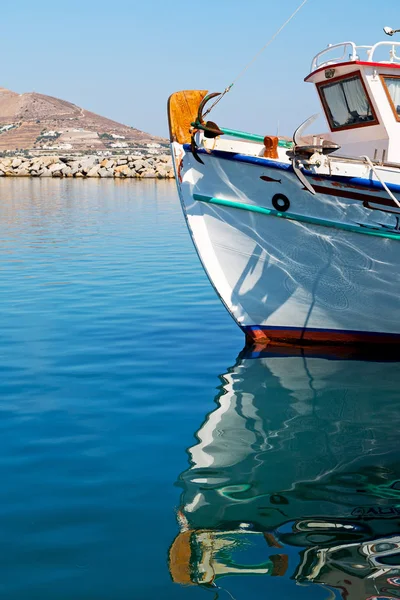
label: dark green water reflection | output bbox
[171,349,400,600]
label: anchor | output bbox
[190,93,225,164]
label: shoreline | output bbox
[0,154,174,179]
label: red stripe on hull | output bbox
[244,327,400,348]
[305,60,400,82]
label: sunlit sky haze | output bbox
[2,0,400,138]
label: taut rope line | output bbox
[203,0,310,118]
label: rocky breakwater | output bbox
[0,154,175,179]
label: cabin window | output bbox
[318,73,377,130]
[382,76,400,120]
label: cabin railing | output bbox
[367,41,400,63]
[310,41,400,72]
[311,42,364,71]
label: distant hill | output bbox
[0,87,167,154]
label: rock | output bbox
[114,165,133,177]
[156,165,169,178]
[0,154,175,180]
[67,160,81,170]
[141,169,157,178]
[80,156,98,173]
[41,156,59,167]
[87,165,100,177]
[28,161,42,171]
[100,158,115,169]
[61,165,72,176]
[0,170,5,177]
[68,163,81,176]
[156,162,169,172]
[132,160,145,172]
[48,163,65,173]
[98,167,113,178]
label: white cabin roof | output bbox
[305,41,400,162]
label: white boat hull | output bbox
[172,142,400,344]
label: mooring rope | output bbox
[203,0,310,118]
[361,155,400,208]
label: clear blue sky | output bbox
[1,0,400,138]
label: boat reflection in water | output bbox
[169,346,400,599]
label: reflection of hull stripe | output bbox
[193,194,400,240]
[183,144,400,195]
[243,325,400,345]
[244,344,400,361]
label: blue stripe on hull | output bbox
[183,144,400,196]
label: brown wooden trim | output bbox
[310,183,400,213]
[311,183,392,206]
[316,70,379,132]
[167,90,208,144]
[380,74,400,122]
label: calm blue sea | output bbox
[0,178,399,600]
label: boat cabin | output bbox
[306,41,400,162]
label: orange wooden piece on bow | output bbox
[263,135,279,159]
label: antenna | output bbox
[384,26,400,37]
